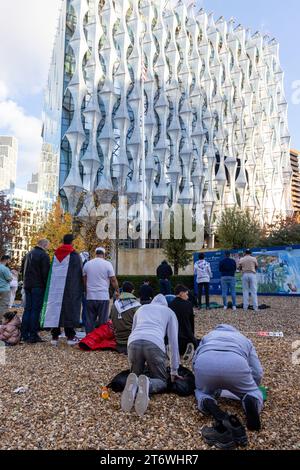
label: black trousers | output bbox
[198,282,210,308]
[51,327,76,340]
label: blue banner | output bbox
[194,245,300,296]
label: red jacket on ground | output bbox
[79,320,117,351]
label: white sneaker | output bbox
[232,306,237,311]
[121,373,138,412]
[135,375,150,417]
[223,306,228,310]
[51,339,58,347]
[67,337,80,346]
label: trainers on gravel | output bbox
[121,373,138,412]
[201,421,236,450]
[222,414,248,447]
[135,375,150,417]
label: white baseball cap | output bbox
[95,247,106,254]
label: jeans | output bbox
[128,340,168,393]
[85,300,110,334]
[242,273,258,310]
[21,288,45,340]
[198,282,210,308]
[159,279,171,295]
[221,277,236,307]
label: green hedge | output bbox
[117,275,195,295]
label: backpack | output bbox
[107,365,195,397]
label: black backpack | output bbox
[107,365,195,397]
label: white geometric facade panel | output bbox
[45,0,293,232]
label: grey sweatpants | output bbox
[85,300,110,334]
[128,339,168,394]
[193,350,264,414]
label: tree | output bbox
[216,207,262,249]
[260,215,300,247]
[0,194,27,264]
[162,214,193,275]
[31,200,85,259]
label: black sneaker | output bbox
[244,395,261,431]
[222,415,248,447]
[201,421,236,449]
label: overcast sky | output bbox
[0,0,299,188]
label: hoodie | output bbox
[194,259,212,283]
[194,324,263,384]
[128,294,180,375]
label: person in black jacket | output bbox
[139,280,154,305]
[170,285,199,359]
[219,250,237,310]
[21,239,50,343]
[156,260,173,295]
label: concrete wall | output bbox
[118,248,194,275]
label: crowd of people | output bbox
[0,235,263,448]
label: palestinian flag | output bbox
[40,245,83,328]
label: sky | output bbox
[0,0,299,188]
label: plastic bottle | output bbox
[101,385,109,400]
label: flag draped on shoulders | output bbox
[41,245,83,328]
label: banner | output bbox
[194,245,300,296]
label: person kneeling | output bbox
[193,324,263,436]
[121,294,181,416]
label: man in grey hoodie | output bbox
[193,324,263,431]
[121,294,181,416]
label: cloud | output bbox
[0,98,42,186]
[0,0,61,97]
[0,0,60,187]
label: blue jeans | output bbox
[159,279,171,295]
[221,277,236,307]
[21,288,45,340]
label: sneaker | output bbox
[67,337,80,346]
[201,421,236,449]
[223,306,228,310]
[243,395,261,431]
[182,343,195,362]
[121,373,138,412]
[51,339,58,347]
[135,375,150,417]
[222,415,248,447]
[232,306,237,311]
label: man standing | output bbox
[121,294,181,416]
[0,255,12,323]
[21,239,50,343]
[238,249,259,312]
[219,250,237,310]
[194,253,212,309]
[41,234,83,346]
[156,260,173,295]
[170,285,199,359]
[83,247,120,334]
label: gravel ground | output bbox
[0,296,299,450]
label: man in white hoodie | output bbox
[121,294,181,416]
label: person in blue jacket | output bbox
[219,251,237,310]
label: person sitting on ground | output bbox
[193,324,263,433]
[110,281,141,354]
[139,280,154,305]
[0,311,21,346]
[170,285,199,360]
[121,294,181,416]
